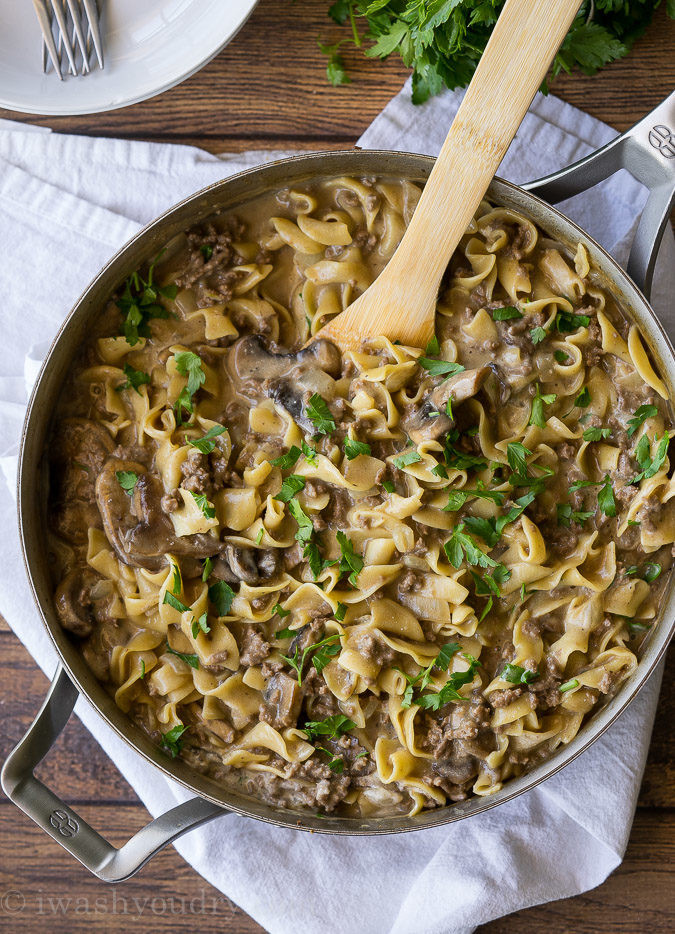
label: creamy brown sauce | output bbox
[46,176,674,817]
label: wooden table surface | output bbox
[1,1,673,931]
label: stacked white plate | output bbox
[0,0,258,116]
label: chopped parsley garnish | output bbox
[443,430,487,472]
[463,515,501,548]
[160,724,188,758]
[443,487,505,511]
[288,497,314,543]
[116,470,138,496]
[575,387,591,408]
[301,441,318,465]
[444,524,498,570]
[116,256,176,346]
[491,306,523,321]
[171,564,182,595]
[140,659,146,679]
[445,397,453,418]
[303,714,355,742]
[117,363,151,394]
[557,504,594,528]
[271,446,302,468]
[316,747,346,773]
[191,491,215,519]
[559,678,579,693]
[191,612,210,639]
[583,426,611,442]
[201,557,213,582]
[630,432,669,484]
[431,463,449,479]
[165,644,199,669]
[393,450,422,469]
[275,474,306,503]
[382,480,395,493]
[556,310,590,333]
[568,479,602,493]
[200,244,214,261]
[425,335,440,355]
[188,425,227,454]
[306,393,336,435]
[627,404,658,437]
[275,626,296,640]
[629,622,651,633]
[399,642,462,708]
[418,357,465,378]
[597,475,616,517]
[415,654,481,709]
[173,351,206,425]
[529,384,556,428]
[273,602,290,618]
[500,663,538,684]
[318,39,350,86]
[344,438,371,460]
[336,531,363,586]
[506,441,530,478]
[208,580,235,616]
[282,633,341,685]
[530,326,548,345]
[163,591,190,614]
[554,350,569,364]
[335,601,347,622]
[255,527,264,545]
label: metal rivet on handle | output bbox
[648,125,675,158]
[49,808,79,837]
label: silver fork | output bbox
[33,0,104,80]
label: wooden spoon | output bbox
[318,0,582,352]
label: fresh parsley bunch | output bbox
[324,0,673,103]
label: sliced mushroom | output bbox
[404,366,490,443]
[95,458,223,571]
[50,418,115,544]
[260,672,302,729]
[230,335,342,431]
[54,567,101,637]
[216,545,281,585]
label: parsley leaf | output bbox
[201,557,213,582]
[491,306,523,321]
[554,350,569,364]
[273,602,290,618]
[271,446,302,468]
[344,437,371,460]
[559,678,579,693]
[382,480,396,493]
[191,491,215,519]
[597,475,616,517]
[642,563,661,583]
[288,497,314,543]
[556,310,590,332]
[529,383,557,428]
[425,335,440,355]
[116,257,176,346]
[568,479,602,493]
[200,244,213,261]
[583,426,611,441]
[117,363,151,394]
[116,470,138,496]
[506,441,531,478]
[188,425,227,454]
[275,474,306,503]
[418,358,465,378]
[282,633,341,685]
[160,724,188,758]
[443,488,505,511]
[444,524,498,570]
[557,504,594,528]
[306,393,336,435]
[173,351,205,425]
[166,644,199,669]
[334,601,347,622]
[530,326,548,345]
[416,654,481,709]
[501,663,538,684]
[336,531,363,586]
[575,387,591,408]
[318,39,351,86]
[191,612,210,639]
[208,580,235,616]
[626,404,658,437]
[394,450,422,469]
[303,714,355,742]
[163,591,190,614]
[630,433,669,484]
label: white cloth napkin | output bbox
[1,80,673,934]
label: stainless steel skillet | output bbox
[2,92,674,881]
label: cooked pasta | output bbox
[47,176,674,817]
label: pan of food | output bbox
[2,92,674,881]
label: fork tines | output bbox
[33,0,104,79]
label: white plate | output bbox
[0,0,258,116]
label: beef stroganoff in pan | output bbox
[48,176,674,817]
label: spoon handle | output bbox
[328,0,582,349]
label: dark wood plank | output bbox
[0,0,673,150]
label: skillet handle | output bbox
[1,665,228,881]
[524,91,675,302]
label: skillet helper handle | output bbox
[524,91,675,302]
[1,665,228,881]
